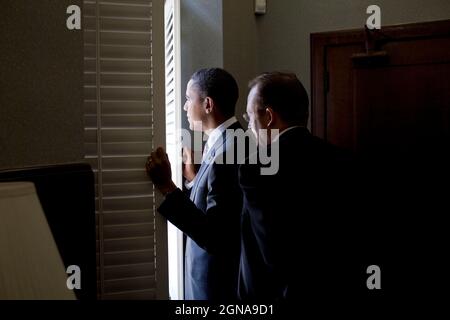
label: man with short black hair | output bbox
[146,68,243,301]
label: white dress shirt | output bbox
[185,116,238,190]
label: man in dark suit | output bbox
[238,72,357,305]
[146,68,243,301]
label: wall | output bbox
[180,0,258,125]
[180,0,224,130]
[256,0,450,100]
[0,0,84,170]
[178,0,450,130]
[223,0,258,121]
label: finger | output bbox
[147,159,154,169]
[183,146,192,154]
[148,153,157,163]
[156,147,165,157]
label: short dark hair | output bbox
[190,68,239,118]
[249,72,309,126]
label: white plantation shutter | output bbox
[164,0,183,300]
[83,0,162,300]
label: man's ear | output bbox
[266,107,275,128]
[204,97,214,114]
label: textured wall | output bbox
[0,0,84,169]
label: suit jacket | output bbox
[159,121,244,301]
[238,127,360,304]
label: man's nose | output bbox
[183,102,188,111]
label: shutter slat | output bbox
[84,59,97,73]
[102,155,150,169]
[94,169,150,184]
[100,17,151,33]
[102,209,154,225]
[103,236,154,253]
[103,195,153,211]
[95,212,152,229]
[85,100,151,114]
[83,16,96,30]
[103,182,152,197]
[84,114,152,128]
[103,289,155,300]
[104,249,154,266]
[84,2,96,17]
[84,30,96,45]
[104,223,154,239]
[101,142,152,156]
[84,115,97,128]
[99,4,151,20]
[85,45,96,59]
[104,262,155,280]
[92,0,152,5]
[84,73,96,86]
[84,86,96,100]
[87,156,151,171]
[101,87,151,101]
[100,31,151,46]
[104,276,155,294]
[101,59,151,73]
[86,45,152,60]
[85,128,152,144]
[101,73,151,86]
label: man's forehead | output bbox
[187,80,199,93]
[186,79,193,90]
[248,86,259,101]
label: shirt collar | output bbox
[272,125,304,143]
[206,116,238,150]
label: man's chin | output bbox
[190,123,203,132]
[188,122,196,131]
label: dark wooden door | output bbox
[311,20,450,158]
[310,21,450,303]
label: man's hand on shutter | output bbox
[146,147,177,195]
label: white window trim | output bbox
[153,0,170,300]
[164,0,184,300]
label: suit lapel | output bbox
[190,150,213,200]
[190,139,218,201]
[189,122,242,201]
